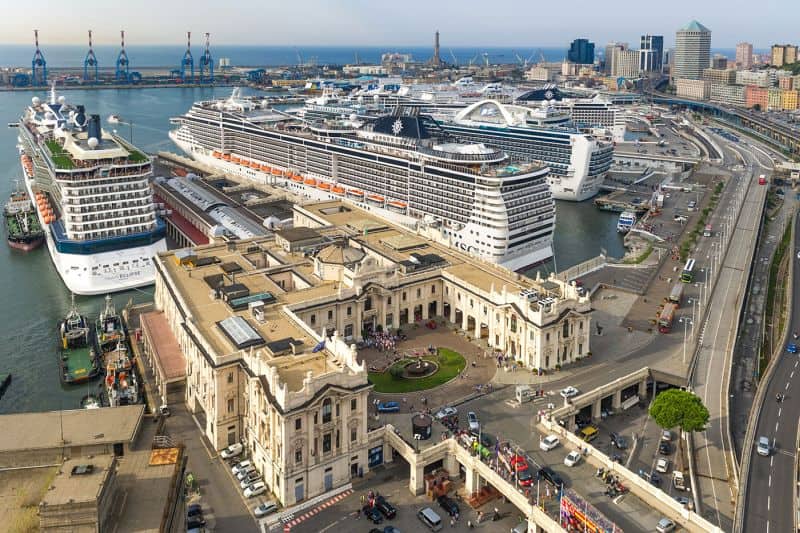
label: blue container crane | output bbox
[198,32,214,83]
[83,30,99,83]
[180,31,194,83]
[115,30,130,83]
[31,30,47,86]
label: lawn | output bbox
[368,347,466,393]
[127,150,149,163]
[45,139,74,169]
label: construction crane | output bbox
[83,30,99,83]
[295,48,304,68]
[514,51,536,70]
[468,53,480,67]
[482,52,489,68]
[179,31,194,82]
[198,32,214,83]
[449,49,458,66]
[31,29,47,86]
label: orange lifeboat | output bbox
[291,175,303,183]
[387,200,407,209]
[367,194,385,204]
[231,156,241,163]
[332,186,345,196]
[318,182,331,191]
[260,164,270,172]
[212,151,221,158]
[347,189,364,198]
[304,178,317,186]
[271,168,282,176]
[222,153,231,161]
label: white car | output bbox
[244,481,267,498]
[232,460,252,475]
[254,501,278,518]
[539,435,561,451]
[560,386,579,399]
[655,458,671,473]
[434,406,457,420]
[237,465,256,481]
[564,451,582,467]
[468,411,480,432]
[241,473,263,489]
[221,442,244,459]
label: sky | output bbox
[0,0,795,48]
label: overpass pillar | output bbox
[612,390,622,410]
[464,463,480,496]
[383,442,394,465]
[592,398,602,420]
[638,378,647,399]
[409,462,425,495]
[444,453,459,478]
[566,414,576,432]
[527,519,541,533]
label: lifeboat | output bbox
[248,161,258,169]
[231,156,241,164]
[291,175,304,183]
[332,186,345,196]
[271,168,282,176]
[318,182,331,191]
[304,178,317,186]
[212,151,222,158]
[260,164,270,172]
[347,189,364,198]
[387,200,407,210]
[222,153,231,161]
[367,194,385,204]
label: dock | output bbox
[0,373,10,400]
[593,190,651,214]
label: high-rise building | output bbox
[673,20,711,80]
[639,35,664,73]
[568,38,595,65]
[604,42,623,74]
[711,55,728,69]
[736,42,753,69]
[432,30,441,66]
[771,44,798,67]
[612,48,640,78]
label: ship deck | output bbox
[61,346,96,383]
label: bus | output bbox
[658,303,677,333]
[680,259,695,283]
[668,284,684,306]
[703,224,713,237]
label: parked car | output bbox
[560,386,579,399]
[363,504,384,524]
[237,465,256,481]
[655,458,671,473]
[674,495,693,509]
[232,460,252,475]
[434,406,457,420]
[377,401,400,413]
[437,495,460,516]
[375,496,397,519]
[658,442,672,455]
[656,517,676,533]
[672,471,688,491]
[539,435,560,451]
[241,473,263,489]
[609,432,628,449]
[564,451,581,467]
[537,467,565,489]
[220,442,243,459]
[757,436,771,456]
[382,527,401,533]
[661,430,673,442]
[244,481,267,498]
[187,503,203,518]
[467,411,480,432]
[254,501,278,518]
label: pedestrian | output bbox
[450,517,455,527]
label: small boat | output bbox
[107,115,121,124]
[212,151,222,158]
[304,178,317,186]
[80,394,101,409]
[617,211,636,233]
[332,186,345,196]
[4,183,44,251]
[260,164,270,172]
[318,182,331,191]
[291,175,304,183]
[96,295,124,354]
[271,168,282,176]
[387,200,407,211]
[103,340,133,372]
[106,366,139,407]
[58,295,99,385]
[221,153,231,161]
[347,189,365,198]
[367,194,385,205]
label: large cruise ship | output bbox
[432,100,614,201]
[16,86,166,295]
[170,90,556,271]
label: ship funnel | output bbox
[87,114,102,143]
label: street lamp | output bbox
[680,317,693,364]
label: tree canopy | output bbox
[649,388,710,433]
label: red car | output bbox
[510,455,534,487]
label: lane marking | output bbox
[776,422,780,432]
[786,382,790,391]
[778,407,782,417]
[771,456,774,467]
[769,474,772,487]
[768,495,771,511]
[791,371,795,379]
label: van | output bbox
[515,385,534,403]
[418,507,443,531]
[580,426,598,442]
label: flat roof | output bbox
[140,311,186,381]
[276,226,322,242]
[0,405,144,453]
[40,456,115,507]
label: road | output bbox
[741,211,799,533]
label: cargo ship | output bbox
[4,185,44,251]
[58,296,99,385]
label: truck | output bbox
[655,193,665,208]
[515,385,534,403]
[658,303,677,333]
[668,284,684,307]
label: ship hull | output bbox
[7,235,44,251]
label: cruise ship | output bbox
[431,100,614,201]
[170,90,556,271]
[15,86,166,295]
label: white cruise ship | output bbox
[16,86,166,295]
[433,100,614,201]
[170,89,556,271]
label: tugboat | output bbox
[103,339,133,372]
[4,183,44,251]
[96,295,124,354]
[58,295,99,385]
[105,366,139,407]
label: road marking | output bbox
[771,456,774,467]
[794,361,798,369]
[786,382,790,391]
[767,519,770,533]
[769,474,772,487]
[792,371,795,379]
[778,407,782,417]
[768,495,771,511]
[776,422,780,432]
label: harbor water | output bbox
[0,87,624,413]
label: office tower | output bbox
[711,55,728,69]
[612,48,640,78]
[673,20,711,80]
[568,38,595,65]
[640,35,664,73]
[736,42,753,69]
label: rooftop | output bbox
[140,311,186,381]
[40,455,115,508]
[679,20,711,33]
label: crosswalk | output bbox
[281,489,353,532]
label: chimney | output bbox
[87,114,102,142]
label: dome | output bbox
[87,137,99,149]
[316,243,365,265]
[32,96,40,106]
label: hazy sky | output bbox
[0,0,795,48]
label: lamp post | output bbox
[680,317,693,364]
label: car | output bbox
[254,501,278,518]
[516,466,534,487]
[187,503,203,518]
[363,504,384,524]
[661,430,673,442]
[658,442,672,455]
[560,386,579,399]
[564,451,581,467]
[757,436,771,456]
[467,411,480,432]
[244,481,267,498]
[797,251,800,260]
[656,517,676,533]
[232,460,252,475]
[539,435,560,451]
[655,458,671,473]
[375,496,397,519]
[672,470,688,491]
[237,465,257,480]
[377,401,400,413]
[241,473,263,489]
[674,495,693,509]
[437,494,460,516]
[220,442,244,459]
[537,466,565,489]
[382,527,401,533]
[187,516,207,529]
[434,406,457,420]
[787,343,798,354]
[609,432,628,450]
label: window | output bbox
[335,403,340,417]
[351,398,357,411]
[510,315,517,333]
[227,398,234,413]
[579,321,584,331]
[579,343,583,355]
[364,297,372,311]
[314,412,318,425]
[416,288,421,298]
[328,310,333,320]
[351,428,357,442]
[386,313,393,327]
[387,296,392,305]
[295,418,302,431]
[546,332,550,342]
[227,371,234,384]
[310,314,316,326]
[347,306,352,317]
[322,399,332,423]
[445,287,449,295]
[431,284,436,294]
[402,291,407,302]
[336,430,340,449]
[344,324,353,337]
[295,448,302,464]
[323,433,332,453]
[562,321,569,338]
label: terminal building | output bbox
[152,199,590,505]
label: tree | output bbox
[649,388,710,434]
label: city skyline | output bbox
[0,0,797,48]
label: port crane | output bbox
[198,32,214,83]
[31,29,47,86]
[83,30,99,83]
[514,51,536,70]
[449,49,458,66]
[179,31,194,82]
[468,53,479,67]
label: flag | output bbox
[312,340,326,353]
